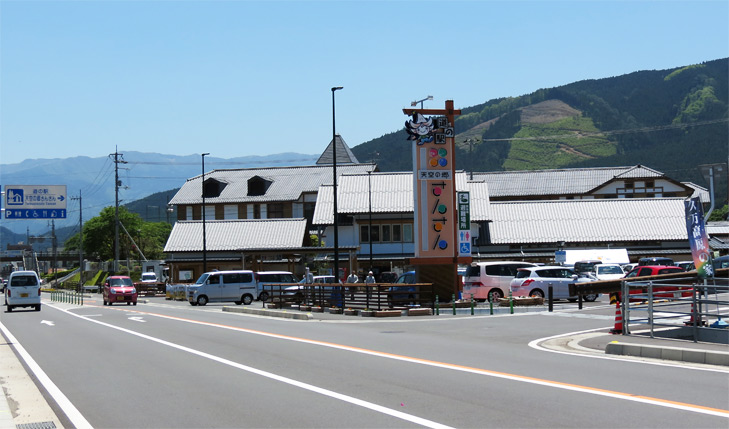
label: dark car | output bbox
[388,271,416,307]
[378,272,399,283]
[638,257,675,267]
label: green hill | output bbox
[351,58,728,204]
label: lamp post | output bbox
[201,153,210,274]
[368,170,373,272]
[331,86,343,280]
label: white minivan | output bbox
[5,270,42,312]
[462,261,536,302]
[188,270,258,306]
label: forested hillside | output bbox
[351,58,728,203]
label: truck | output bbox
[554,248,630,267]
[133,260,169,296]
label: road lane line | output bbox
[0,321,92,429]
[56,304,729,419]
[47,304,453,429]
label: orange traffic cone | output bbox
[610,302,623,334]
[684,301,706,326]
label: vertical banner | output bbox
[404,101,460,259]
[684,197,713,279]
[457,191,471,256]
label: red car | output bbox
[103,276,138,306]
[624,265,691,298]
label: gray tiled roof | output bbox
[488,198,688,244]
[316,134,360,165]
[312,172,490,225]
[164,219,307,252]
[472,165,665,197]
[169,164,375,205]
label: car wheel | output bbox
[133,302,137,306]
[488,289,504,302]
[127,302,131,305]
[242,294,254,305]
[530,289,544,298]
[7,305,12,313]
[108,301,112,306]
[584,293,599,302]
[35,304,41,311]
[258,292,269,302]
[197,295,208,306]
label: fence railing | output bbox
[264,283,435,311]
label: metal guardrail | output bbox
[620,279,729,343]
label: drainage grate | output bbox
[16,421,56,429]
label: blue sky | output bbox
[1,0,727,165]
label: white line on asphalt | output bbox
[0,321,92,429]
[528,327,729,373]
[47,304,454,429]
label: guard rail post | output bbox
[470,294,474,316]
[435,295,439,316]
[509,289,513,314]
[548,284,553,312]
[489,296,493,315]
[578,292,583,310]
[452,294,456,315]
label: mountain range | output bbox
[2,58,727,250]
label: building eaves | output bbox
[488,198,688,244]
[164,219,308,252]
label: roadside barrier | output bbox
[50,289,84,306]
[610,302,623,334]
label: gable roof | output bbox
[169,164,375,205]
[316,134,360,165]
[164,218,308,252]
[472,165,669,198]
[488,198,688,244]
[312,171,490,224]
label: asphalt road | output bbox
[1,295,727,428]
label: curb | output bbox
[222,306,313,320]
[604,341,729,366]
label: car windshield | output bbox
[574,262,599,273]
[597,266,623,275]
[194,274,209,285]
[142,273,156,280]
[109,278,133,286]
[11,275,38,286]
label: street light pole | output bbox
[201,153,210,274]
[331,86,343,281]
[368,171,373,272]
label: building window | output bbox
[268,203,284,218]
[392,224,402,242]
[186,206,192,220]
[403,224,413,242]
[360,225,370,243]
[381,224,391,242]
[224,205,237,219]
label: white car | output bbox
[592,264,625,281]
[5,271,42,312]
[510,266,599,302]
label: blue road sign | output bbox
[4,209,67,219]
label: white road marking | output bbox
[40,320,55,326]
[0,322,92,429]
[128,316,146,322]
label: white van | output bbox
[255,271,298,302]
[5,270,42,312]
[462,261,536,302]
[188,270,258,306]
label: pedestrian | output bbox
[365,271,375,284]
[346,272,359,284]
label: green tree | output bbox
[708,204,728,221]
[65,206,145,260]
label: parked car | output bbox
[140,272,158,283]
[255,271,298,301]
[388,271,416,307]
[623,265,690,298]
[188,270,258,306]
[5,270,42,312]
[103,276,138,306]
[712,255,729,270]
[675,261,695,271]
[462,261,536,302]
[378,272,399,283]
[510,266,599,302]
[638,257,675,266]
[591,264,625,281]
[573,260,603,278]
[284,276,342,304]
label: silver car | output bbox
[510,266,599,302]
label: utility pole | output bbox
[51,219,57,286]
[110,148,127,272]
[71,191,83,290]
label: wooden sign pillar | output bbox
[403,100,472,300]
